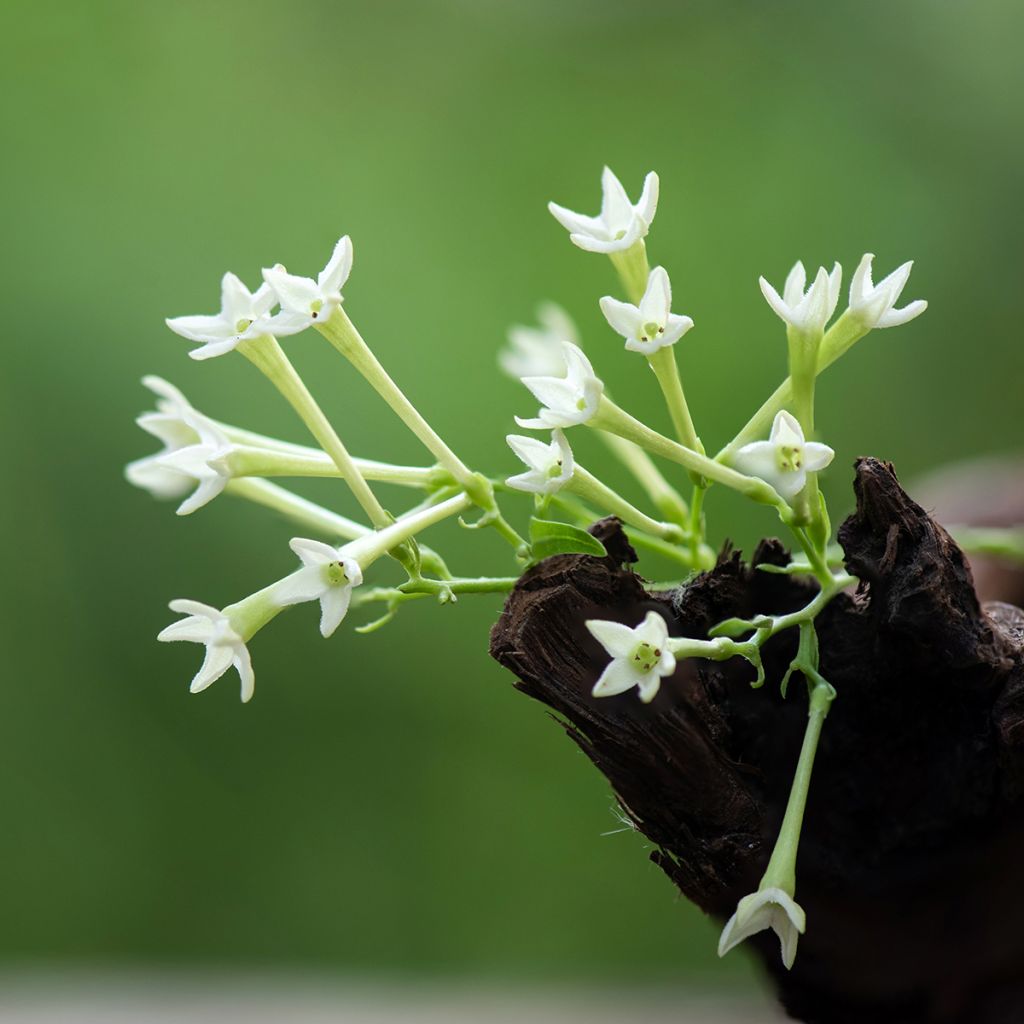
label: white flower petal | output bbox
[782,261,806,308]
[592,658,643,698]
[547,202,604,238]
[262,266,319,314]
[639,266,671,324]
[318,235,353,294]
[732,440,777,482]
[599,296,643,340]
[759,277,793,325]
[599,166,633,229]
[802,442,835,473]
[635,610,670,648]
[234,645,255,703]
[636,171,659,227]
[318,585,353,638]
[586,619,640,658]
[273,566,329,607]
[876,298,927,328]
[190,643,234,694]
[506,434,556,473]
[771,411,805,447]
[289,537,342,567]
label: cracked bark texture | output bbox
[490,458,1024,1024]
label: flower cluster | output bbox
[131,162,929,974]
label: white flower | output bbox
[505,430,574,495]
[151,412,235,515]
[272,538,364,638]
[848,252,927,329]
[586,611,676,704]
[125,377,203,501]
[760,261,842,335]
[599,266,694,355]
[718,887,806,970]
[548,167,659,254]
[515,342,604,430]
[733,411,834,500]
[166,273,278,360]
[158,599,255,703]
[499,302,579,379]
[261,235,353,335]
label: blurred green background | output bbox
[1,0,1022,991]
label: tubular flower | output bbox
[586,611,676,703]
[515,342,604,430]
[262,235,354,335]
[548,167,659,254]
[760,261,842,335]
[848,252,927,329]
[505,429,574,495]
[718,887,807,970]
[273,538,365,638]
[733,411,834,500]
[150,412,235,515]
[599,266,694,355]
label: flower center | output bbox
[235,318,253,334]
[324,561,349,587]
[639,321,665,343]
[630,640,662,673]
[776,444,803,473]
[310,298,324,320]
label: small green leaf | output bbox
[708,617,756,638]
[528,517,607,560]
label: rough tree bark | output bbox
[490,458,1024,1023]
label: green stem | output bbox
[569,466,684,543]
[591,398,785,510]
[596,432,689,525]
[225,478,369,540]
[760,682,834,894]
[608,240,650,305]
[238,335,393,531]
[223,447,445,488]
[647,346,702,457]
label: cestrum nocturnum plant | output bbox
[586,611,676,703]
[131,161,934,975]
[165,273,278,360]
[760,261,842,336]
[158,599,257,703]
[848,251,928,330]
[548,166,659,254]
[505,430,574,495]
[718,887,807,970]
[515,341,604,429]
[599,266,694,355]
[734,410,835,500]
[262,234,354,334]
[499,302,579,380]
[275,538,364,638]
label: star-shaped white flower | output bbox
[152,412,234,515]
[515,342,604,430]
[848,252,927,329]
[548,167,659,254]
[505,429,574,495]
[125,377,203,501]
[599,266,694,355]
[499,302,579,380]
[158,599,255,702]
[733,411,834,500]
[272,538,364,638]
[760,261,842,335]
[166,273,278,360]
[718,887,807,970]
[586,610,676,703]
[261,235,354,335]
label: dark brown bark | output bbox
[490,458,1024,1023]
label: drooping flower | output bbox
[848,252,927,329]
[157,600,255,703]
[599,266,694,355]
[273,538,364,638]
[515,342,604,430]
[505,429,574,495]
[499,302,579,379]
[548,167,659,254]
[261,235,354,335]
[586,610,676,703]
[760,261,842,335]
[166,273,278,360]
[718,887,807,970]
[151,413,235,515]
[733,411,834,500]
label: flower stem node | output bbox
[548,167,659,254]
[718,887,807,971]
[515,342,604,429]
[587,611,676,704]
[600,266,694,355]
[733,411,834,501]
